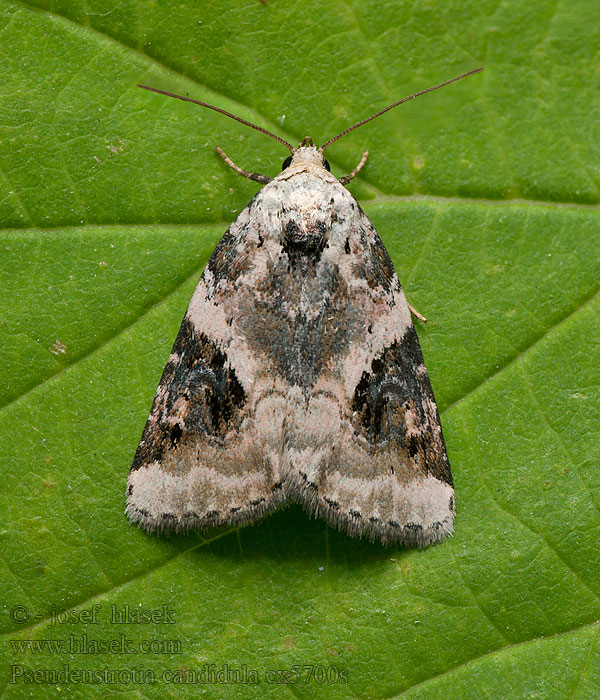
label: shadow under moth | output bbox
[126,68,482,547]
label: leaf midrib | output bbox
[2,193,599,238]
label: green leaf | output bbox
[1,1,599,698]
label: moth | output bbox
[127,68,482,546]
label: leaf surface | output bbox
[1,1,599,698]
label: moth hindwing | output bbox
[127,73,482,546]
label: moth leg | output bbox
[216,146,272,184]
[338,150,369,185]
[408,304,427,323]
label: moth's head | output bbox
[281,137,331,173]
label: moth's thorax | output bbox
[261,166,349,245]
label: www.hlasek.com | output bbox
[10,635,181,655]
[10,663,349,685]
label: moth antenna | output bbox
[138,84,296,154]
[319,67,483,152]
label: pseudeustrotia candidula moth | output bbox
[127,68,482,547]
